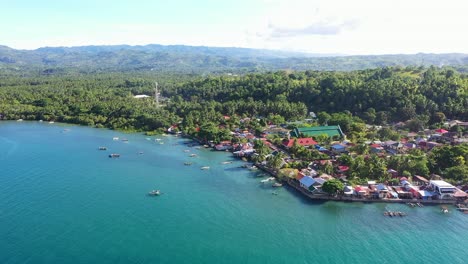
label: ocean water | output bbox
[0,121,466,264]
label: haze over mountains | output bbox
[0,44,467,74]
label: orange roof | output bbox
[296,172,305,180]
[283,138,318,148]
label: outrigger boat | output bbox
[184,162,193,166]
[98,146,107,150]
[109,153,120,158]
[441,206,449,214]
[201,166,210,170]
[148,190,161,196]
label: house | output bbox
[376,184,389,199]
[354,186,369,198]
[430,180,456,199]
[331,144,346,153]
[299,176,317,192]
[283,138,317,148]
[133,94,150,99]
[413,175,429,186]
[370,144,385,153]
[290,125,345,139]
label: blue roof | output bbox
[299,176,315,188]
[331,144,345,150]
[377,184,388,191]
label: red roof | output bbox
[338,166,349,172]
[435,128,448,134]
[283,138,318,148]
[296,172,305,180]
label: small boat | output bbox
[155,138,161,141]
[201,166,210,170]
[417,202,424,207]
[148,190,161,196]
[261,177,275,183]
[113,137,119,141]
[249,166,258,170]
[98,146,107,150]
[138,151,144,155]
[441,206,449,214]
[183,150,190,152]
[407,203,416,208]
[221,161,233,164]
[272,182,283,187]
[49,121,55,124]
[189,154,197,157]
[271,192,279,195]
[39,120,43,122]
[121,138,129,142]
[17,119,23,122]
[184,162,193,166]
[109,153,120,158]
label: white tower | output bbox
[154,82,159,107]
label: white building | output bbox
[429,180,456,199]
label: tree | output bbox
[322,179,344,195]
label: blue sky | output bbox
[1,0,467,54]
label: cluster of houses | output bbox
[185,120,468,203]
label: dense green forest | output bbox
[1,67,466,133]
[1,44,467,74]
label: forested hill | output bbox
[0,44,467,74]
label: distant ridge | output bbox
[0,44,466,74]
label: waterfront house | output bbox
[299,176,317,192]
[376,184,389,199]
[413,175,429,186]
[354,186,370,198]
[429,180,456,199]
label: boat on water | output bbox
[201,166,210,170]
[148,190,161,196]
[272,182,283,187]
[184,162,193,166]
[98,146,107,150]
[441,206,449,214]
[189,154,197,157]
[384,211,407,217]
[417,202,424,207]
[17,119,23,122]
[48,121,54,124]
[221,161,233,164]
[407,203,416,208]
[183,150,190,152]
[261,177,275,183]
[112,137,119,141]
[249,165,258,170]
[121,138,129,142]
[109,153,120,158]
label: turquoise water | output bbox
[1,122,467,264]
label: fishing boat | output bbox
[261,177,275,183]
[98,146,107,150]
[441,206,449,214]
[272,182,283,187]
[201,166,210,170]
[108,153,120,158]
[184,162,193,166]
[221,161,233,164]
[148,190,161,196]
[112,137,119,141]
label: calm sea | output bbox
[0,122,466,264]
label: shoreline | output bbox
[253,162,460,205]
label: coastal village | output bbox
[171,117,468,211]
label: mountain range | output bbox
[0,44,467,74]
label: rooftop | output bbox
[291,125,344,138]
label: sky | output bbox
[1,0,467,55]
